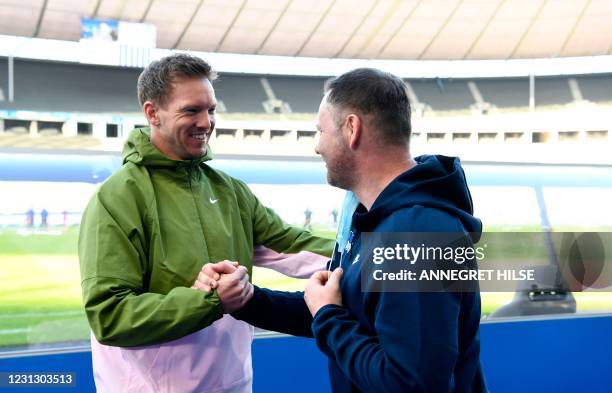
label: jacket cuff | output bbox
[203,287,224,319]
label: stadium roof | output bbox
[1,0,611,60]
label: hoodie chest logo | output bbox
[344,231,355,254]
[209,197,218,204]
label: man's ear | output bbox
[345,113,362,150]
[143,101,160,126]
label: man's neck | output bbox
[353,151,416,211]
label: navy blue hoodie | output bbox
[233,155,487,393]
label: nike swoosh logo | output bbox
[352,254,360,264]
[209,197,218,204]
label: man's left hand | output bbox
[304,268,343,316]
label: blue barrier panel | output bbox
[252,335,331,393]
[480,314,612,393]
[0,314,610,392]
[0,350,94,393]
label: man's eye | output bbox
[209,108,216,114]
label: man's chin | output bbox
[327,174,346,190]
[186,144,208,159]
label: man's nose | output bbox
[197,112,212,129]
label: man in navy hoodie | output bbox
[198,68,487,393]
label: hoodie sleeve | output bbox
[232,286,313,337]
[311,291,462,393]
[79,191,223,347]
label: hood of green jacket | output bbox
[122,127,213,168]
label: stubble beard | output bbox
[325,146,355,191]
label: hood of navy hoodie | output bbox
[352,155,482,242]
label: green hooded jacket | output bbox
[79,128,333,347]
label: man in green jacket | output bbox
[78,53,332,393]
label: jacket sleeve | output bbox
[235,180,334,258]
[232,286,313,338]
[79,191,224,347]
[311,292,462,393]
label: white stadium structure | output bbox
[0,0,611,165]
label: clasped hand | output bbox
[194,260,343,317]
[192,261,253,314]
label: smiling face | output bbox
[148,77,217,161]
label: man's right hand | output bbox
[192,261,253,314]
[193,261,239,292]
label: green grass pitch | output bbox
[1,225,611,348]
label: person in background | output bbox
[40,208,48,228]
[25,208,34,228]
[303,207,313,231]
[330,208,338,225]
